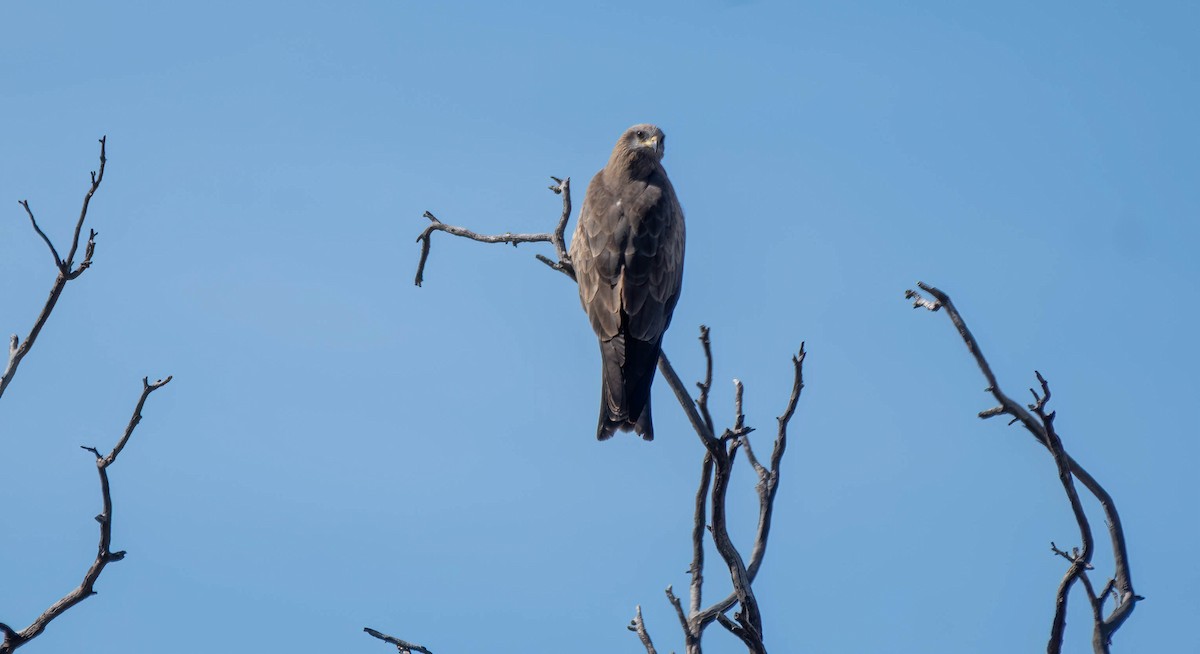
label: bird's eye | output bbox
[635,130,645,140]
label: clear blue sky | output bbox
[1,2,1196,652]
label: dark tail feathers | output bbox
[596,334,660,441]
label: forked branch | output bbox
[906,281,1139,654]
[2,137,107,402]
[413,176,574,286]
[0,375,172,654]
[639,328,803,654]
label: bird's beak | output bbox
[645,135,661,155]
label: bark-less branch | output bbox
[905,281,1140,654]
[627,605,660,654]
[412,176,574,287]
[1,139,173,652]
[1,137,106,402]
[371,179,806,653]
[652,328,803,654]
[0,376,172,654]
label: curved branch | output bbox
[0,375,172,654]
[906,281,1139,653]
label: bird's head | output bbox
[622,123,665,161]
[608,123,666,178]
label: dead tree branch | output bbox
[2,137,107,402]
[413,176,574,286]
[639,328,804,654]
[0,376,172,654]
[905,281,1140,654]
[628,605,660,654]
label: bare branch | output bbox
[18,200,62,268]
[363,627,434,654]
[665,585,690,635]
[1,137,108,402]
[689,454,713,616]
[905,281,1139,653]
[628,605,660,654]
[0,375,172,654]
[979,405,1006,419]
[413,176,574,286]
[105,376,173,466]
[547,176,572,263]
[64,137,106,272]
[690,345,805,631]
[904,287,942,312]
[695,326,717,439]
[677,328,770,653]
[658,352,717,444]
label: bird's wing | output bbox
[622,172,685,343]
[570,170,626,340]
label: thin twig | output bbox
[1,137,108,402]
[0,375,172,654]
[64,137,106,271]
[18,201,62,268]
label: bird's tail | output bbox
[596,334,658,441]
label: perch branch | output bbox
[0,375,172,654]
[413,176,574,286]
[2,137,107,402]
[906,281,1139,654]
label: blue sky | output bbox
[1,2,1196,652]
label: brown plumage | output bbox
[569,124,686,441]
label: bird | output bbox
[569,123,686,441]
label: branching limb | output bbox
[363,627,434,654]
[413,176,574,286]
[0,375,172,654]
[905,281,1139,654]
[1,137,107,402]
[646,329,806,654]
[688,344,805,630]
